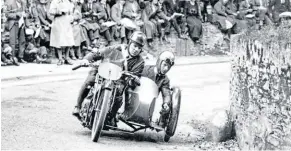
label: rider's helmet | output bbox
[129,31,146,47]
[156,51,175,75]
[128,31,146,57]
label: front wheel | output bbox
[91,88,112,142]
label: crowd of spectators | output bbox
[1,0,290,66]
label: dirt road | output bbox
[1,62,239,150]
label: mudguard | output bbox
[165,86,181,137]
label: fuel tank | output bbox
[122,77,159,125]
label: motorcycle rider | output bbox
[72,31,147,123]
[141,51,175,127]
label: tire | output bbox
[164,134,171,142]
[91,89,111,142]
[165,87,181,137]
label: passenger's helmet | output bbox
[156,51,175,74]
[129,31,146,47]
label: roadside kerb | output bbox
[1,56,231,82]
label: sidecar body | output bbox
[107,76,181,142]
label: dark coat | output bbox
[80,2,100,31]
[36,3,52,26]
[162,0,179,16]
[6,0,29,31]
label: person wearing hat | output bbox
[141,50,176,127]
[72,31,147,126]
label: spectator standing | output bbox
[6,0,29,65]
[71,0,87,60]
[26,0,45,48]
[36,0,53,48]
[49,0,75,65]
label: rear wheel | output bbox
[91,89,112,142]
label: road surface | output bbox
[1,62,239,150]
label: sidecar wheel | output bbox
[165,87,181,137]
[164,134,171,142]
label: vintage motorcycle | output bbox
[72,57,181,143]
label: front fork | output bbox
[92,78,118,115]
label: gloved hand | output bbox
[128,75,140,87]
[91,61,100,68]
[79,59,90,67]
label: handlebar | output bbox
[72,64,82,70]
[72,63,96,71]
[71,63,140,86]
[123,71,141,86]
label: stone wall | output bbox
[229,24,291,150]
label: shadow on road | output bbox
[74,128,164,143]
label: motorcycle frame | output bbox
[84,71,165,134]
